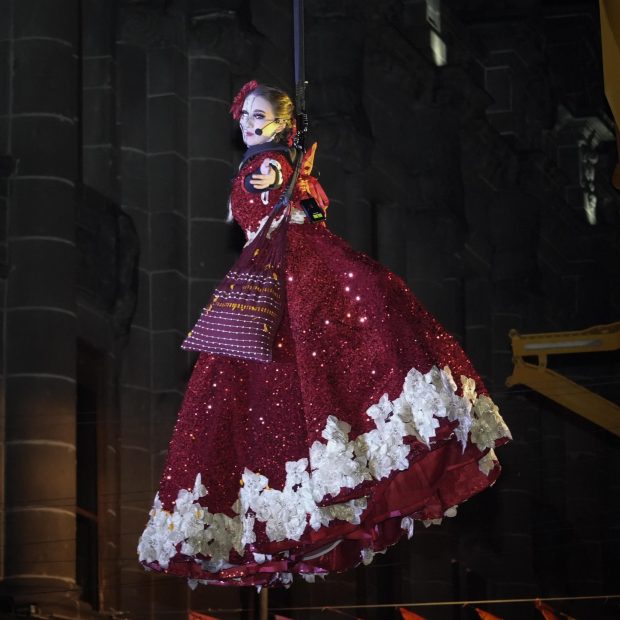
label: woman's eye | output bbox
[254,114,265,120]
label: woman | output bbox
[138,81,511,588]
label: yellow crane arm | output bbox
[507,322,620,437]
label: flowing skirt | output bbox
[138,223,511,587]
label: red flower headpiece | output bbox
[230,80,259,120]
[287,118,298,147]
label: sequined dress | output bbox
[138,145,511,588]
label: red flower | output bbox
[287,119,298,147]
[229,80,259,120]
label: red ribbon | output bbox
[300,174,329,211]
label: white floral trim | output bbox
[401,516,415,539]
[138,365,510,575]
[423,505,458,528]
[478,448,499,476]
[471,398,512,450]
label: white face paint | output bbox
[238,95,283,147]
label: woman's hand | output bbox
[249,159,278,190]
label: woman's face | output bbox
[239,94,283,147]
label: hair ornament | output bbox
[287,118,298,147]
[230,80,259,120]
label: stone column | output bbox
[81,0,122,613]
[185,8,245,617]
[116,10,153,615]
[0,1,12,588]
[2,0,80,615]
[148,14,191,619]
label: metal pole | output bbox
[280,0,307,206]
[292,0,307,151]
[259,587,269,620]
[293,0,305,109]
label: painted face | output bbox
[239,94,283,147]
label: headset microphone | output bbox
[254,119,279,136]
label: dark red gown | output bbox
[138,146,511,587]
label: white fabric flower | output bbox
[478,449,498,476]
[355,427,410,480]
[284,458,309,491]
[366,393,392,422]
[460,374,477,402]
[452,400,473,452]
[361,547,375,565]
[391,395,424,442]
[426,369,472,451]
[320,498,367,525]
[310,417,367,501]
[444,506,457,518]
[401,516,414,539]
[470,395,512,451]
[321,415,351,443]
[239,469,269,511]
[402,368,442,446]
[279,572,294,587]
[422,505,457,528]
[137,475,211,568]
[201,558,232,573]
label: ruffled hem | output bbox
[138,365,510,587]
[143,436,503,587]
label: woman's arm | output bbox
[245,158,283,192]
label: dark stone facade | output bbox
[0,0,619,619]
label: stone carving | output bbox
[189,9,256,74]
[0,155,15,179]
[579,130,599,225]
[120,6,185,48]
[78,186,139,340]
